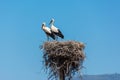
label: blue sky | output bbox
[0,0,120,80]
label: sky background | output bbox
[0,0,120,80]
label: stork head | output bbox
[42,22,46,28]
[49,18,55,25]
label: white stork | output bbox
[49,18,64,40]
[41,22,55,41]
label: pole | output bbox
[59,68,65,80]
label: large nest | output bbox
[41,41,85,80]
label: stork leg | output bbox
[46,35,49,41]
[55,36,58,41]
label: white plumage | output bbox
[49,18,64,39]
[41,22,55,40]
[51,25,59,33]
[42,25,51,34]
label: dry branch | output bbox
[41,41,85,80]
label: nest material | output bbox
[41,41,85,80]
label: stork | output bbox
[49,18,64,40]
[41,22,55,41]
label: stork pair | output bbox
[42,18,64,41]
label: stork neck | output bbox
[51,23,53,26]
[51,21,54,25]
[42,25,46,28]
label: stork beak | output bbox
[49,20,52,25]
[42,24,44,26]
[42,24,44,27]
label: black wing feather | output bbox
[54,29,64,39]
[46,32,55,40]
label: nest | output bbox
[41,41,85,80]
